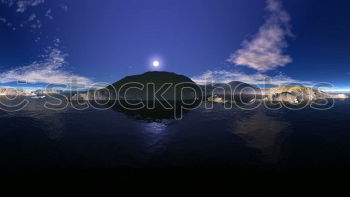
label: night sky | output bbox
[1,0,350,91]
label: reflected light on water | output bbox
[234,110,290,163]
[143,122,167,135]
[140,121,169,155]
[1,98,67,141]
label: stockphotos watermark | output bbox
[0,80,340,119]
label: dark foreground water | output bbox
[0,96,350,173]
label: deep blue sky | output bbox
[1,0,350,90]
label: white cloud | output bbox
[16,0,45,13]
[191,70,312,86]
[0,49,93,87]
[60,4,68,12]
[227,0,292,72]
[0,0,15,7]
[29,18,41,29]
[0,17,6,23]
[45,9,53,20]
[1,0,48,32]
[28,13,36,21]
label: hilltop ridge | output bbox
[71,71,201,101]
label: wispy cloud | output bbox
[28,13,36,21]
[0,0,46,12]
[191,70,312,86]
[0,49,93,87]
[60,4,68,12]
[0,17,15,30]
[16,0,45,13]
[0,0,50,32]
[0,17,6,23]
[0,0,15,7]
[227,0,292,72]
[45,9,53,20]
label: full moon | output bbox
[152,61,160,67]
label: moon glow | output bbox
[152,61,160,67]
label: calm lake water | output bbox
[1,96,350,172]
